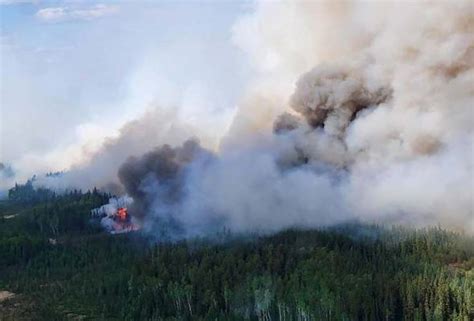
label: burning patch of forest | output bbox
[91,197,140,234]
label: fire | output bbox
[111,207,139,234]
[91,199,140,234]
[117,207,128,221]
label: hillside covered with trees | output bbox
[0,186,473,321]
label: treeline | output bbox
[0,191,473,321]
[7,175,82,205]
[8,178,55,204]
[0,188,109,268]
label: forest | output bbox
[0,184,473,321]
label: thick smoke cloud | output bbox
[32,93,236,194]
[117,139,214,238]
[118,139,210,216]
[290,64,391,133]
[224,0,473,233]
[113,1,473,237]
[34,108,196,193]
[48,1,474,236]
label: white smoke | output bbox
[34,107,197,193]
[91,195,134,232]
[176,0,473,234]
[206,0,473,233]
[36,1,474,235]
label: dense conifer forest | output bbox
[0,186,473,321]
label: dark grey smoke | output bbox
[117,139,213,237]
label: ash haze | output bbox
[1,1,473,236]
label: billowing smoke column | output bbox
[111,1,473,237]
[116,140,214,238]
[61,1,474,236]
[290,65,391,133]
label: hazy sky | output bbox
[1,0,252,180]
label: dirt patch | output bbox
[0,293,37,321]
[0,291,15,302]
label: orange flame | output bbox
[109,207,140,234]
[117,207,128,221]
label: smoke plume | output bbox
[51,1,474,236]
[117,139,213,236]
[34,107,197,194]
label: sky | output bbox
[0,0,253,187]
